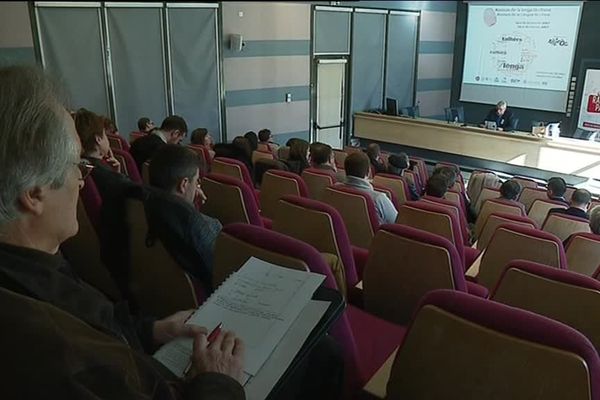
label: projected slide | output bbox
[463,4,580,92]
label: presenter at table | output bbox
[481,100,517,131]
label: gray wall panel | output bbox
[314,10,350,54]
[386,13,418,108]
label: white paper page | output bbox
[245,300,330,400]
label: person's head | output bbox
[496,100,507,116]
[0,66,83,253]
[309,142,334,167]
[571,189,592,210]
[244,131,258,151]
[159,115,187,144]
[366,143,381,160]
[74,108,110,158]
[387,153,410,175]
[286,138,299,147]
[288,139,310,163]
[258,129,272,143]
[425,174,449,198]
[232,136,252,158]
[137,117,155,133]
[190,128,212,147]
[103,116,117,136]
[149,144,203,204]
[499,180,521,201]
[344,152,370,179]
[590,206,600,235]
[547,177,567,199]
[432,166,458,190]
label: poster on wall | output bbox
[578,69,600,131]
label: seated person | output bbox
[0,66,244,398]
[137,116,156,134]
[258,128,280,154]
[365,143,387,174]
[590,206,600,235]
[130,115,188,171]
[431,165,458,191]
[497,180,526,213]
[481,100,517,131]
[147,145,222,291]
[309,142,345,181]
[102,116,119,136]
[190,127,214,149]
[244,131,258,152]
[387,153,420,200]
[549,188,591,220]
[338,152,398,224]
[213,136,254,176]
[424,174,449,198]
[284,139,310,175]
[546,177,569,205]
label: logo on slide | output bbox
[548,37,569,47]
[587,94,600,113]
[483,8,497,27]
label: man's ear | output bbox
[17,186,45,217]
[176,177,189,196]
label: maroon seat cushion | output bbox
[464,246,482,270]
[466,281,489,298]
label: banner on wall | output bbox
[578,69,600,131]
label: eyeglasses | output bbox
[75,159,95,181]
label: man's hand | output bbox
[153,310,207,345]
[190,330,245,384]
[104,149,122,172]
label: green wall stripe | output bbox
[226,85,310,107]
[0,47,36,67]
[223,40,310,58]
[419,41,454,54]
[416,78,452,92]
[272,130,310,145]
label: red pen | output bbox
[206,322,223,345]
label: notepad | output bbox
[154,257,325,377]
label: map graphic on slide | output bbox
[463,5,580,92]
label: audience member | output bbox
[137,117,155,134]
[103,116,118,136]
[309,142,344,181]
[387,153,420,200]
[130,115,188,171]
[284,138,310,175]
[147,145,221,290]
[190,127,213,148]
[0,66,245,398]
[339,152,397,224]
[590,206,600,235]
[546,177,569,205]
[431,165,458,191]
[213,136,254,175]
[258,128,280,153]
[549,188,591,220]
[244,131,259,152]
[499,180,521,201]
[365,143,387,174]
[425,174,449,198]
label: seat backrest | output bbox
[373,184,400,209]
[187,144,212,173]
[251,150,274,165]
[519,186,549,212]
[125,198,198,318]
[141,161,150,185]
[333,149,347,169]
[474,187,501,215]
[301,167,336,200]
[212,157,253,186]
[321,185,380,249]
[259,170,308,219]
[107,133,130,151]
[364,224,466,325]
[542,213,590,242]
[566,233,600,276]
[420,195,469,244]
[397,201,466,267]
[566,186,577,202]
[386,289,600,400]
[112,148,142,184]
[467,172,501,209]
[477,224,566,290]
[493,260,600,354]
[272,195,358,294]
[79,175,103,235]
[403,169,422,193]
[513,176,538,190]
[443,189,463,209]
[476,212,537,251]
[475,198,525,239]
[254,158,288,187]
[409,157,428,190]
[128,131,145,143]
[201,173,263,227]
[373,173,410,205]
[529,198,567,227]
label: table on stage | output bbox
[353,112,600,179]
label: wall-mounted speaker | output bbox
[230,34,244,52]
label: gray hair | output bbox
[590,206,600,235]
[0,66,79,226]
[497,100,507,108]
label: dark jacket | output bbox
[213,143,254,177]
[369,156,387,174]
[549,206,589,220]
[548,195,570,207]
[483,108,517,131]
[130,133,166,172]
[0,242,244,399]
[85,156,132,203]
[284,158,309,175]
[144,188,222,292]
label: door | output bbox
[315,59,347,149]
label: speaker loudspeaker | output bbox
[230,34,244,52]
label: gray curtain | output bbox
[386,13,419,109]
[38,7,108,115]
[314,10,351,54]
[168,7,221,140]
[107,7,168,135]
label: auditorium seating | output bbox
[492,260,600,353]
[565,233,600,276]
[112,148,142,184]
[79,175,103,235]
[474,198,526,239]
[468,224,566,290]
[443,189,465,211]
[373,184,401,209]
[251,149,274,165]
[420,195,470,244]
[333,149,347,169]
[259,170,308,220]
[187,144,212,173]
[384,289,600,400]
[403,169,422,194]
[301,167,336,200]
[476,213,537,251]
[528,198,568,227]
[373,173,411,205]
[363,224,487,326]
[542,212,590,242]
[106,133,130,152]
[513,176,538,191]
[519,186,548,212]
[474,187,500,215]
[565,186,577,202]
[211,157,254,188]
[128,131,145,143]
[321,186,380,249]
[409,157,428,189]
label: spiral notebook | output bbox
[154,257,325,378]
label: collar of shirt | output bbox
[153,129,168,143]
[345,175,373,190]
